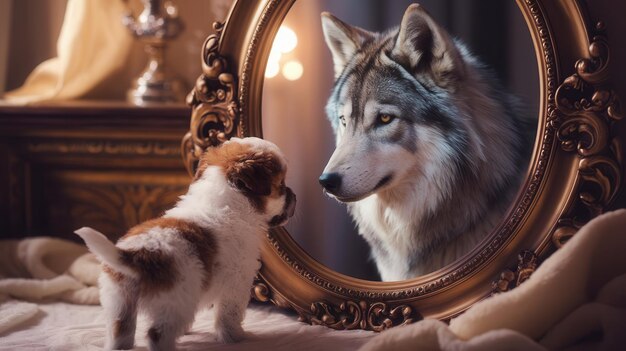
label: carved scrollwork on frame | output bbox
[552,219,582,249]
[493,250,538,293]
[366,303,416,332]
[307,300,416,332]
[310,301,362,330]
[182,22,239,176]
[251,278,272,303]
[253,258,417,331]
[27,140,181,157]
[251,276,294,310]
[555,23,623,246]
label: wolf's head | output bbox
[319,4,482,203]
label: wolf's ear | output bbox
[391,4,465,90]
[227,152,280,197]
[321,12,374,79]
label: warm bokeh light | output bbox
[265,61,280,78]
[275,26,298,54]
[268,47,282,65]
[282,60,303,81]
[265,25,301,80]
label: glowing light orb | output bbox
[275,26,298,54]
[282,60,303,81]
[265,61,280,78]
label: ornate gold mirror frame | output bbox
[181,0,623,331]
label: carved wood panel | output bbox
[0,102,191,241]
[38,170,188,241]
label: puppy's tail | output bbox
[74,227,137,278]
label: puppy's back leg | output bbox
[146,308,197,351]
[144,285,201,351]
[99,271,139,350]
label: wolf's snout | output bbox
[319,172,342,193]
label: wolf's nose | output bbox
[319,173,342,193]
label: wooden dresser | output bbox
[0,101,191,242]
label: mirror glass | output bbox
[262,0,539,281]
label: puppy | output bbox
[75,137,296,350]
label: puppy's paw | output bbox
[215,326,245,344]
[105,339,134,351]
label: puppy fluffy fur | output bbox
[76,137,296,350]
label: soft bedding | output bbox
[2,210,625,350]
[0,300,374,351]
[0,236,374,350]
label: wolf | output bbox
[318,4,534,281]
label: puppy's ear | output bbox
[321,12,374,79]
[391,4,465,90]
[227,152,281,196]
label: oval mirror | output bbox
[262,0,539,281]
[183,0,623,330]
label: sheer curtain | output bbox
[3,0,133,104]
[2,0,68,96]
[2,0,234,102]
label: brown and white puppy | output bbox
[75,137,296,351]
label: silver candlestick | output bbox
[124,0,185,105]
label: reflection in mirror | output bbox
[262,0,538,281]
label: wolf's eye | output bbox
[338,115,346,127]
[377,114,394,124]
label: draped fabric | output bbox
[3,0,133,104]
[360,210,626,351]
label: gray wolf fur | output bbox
[319,4,533,281]
[76,137,296,350]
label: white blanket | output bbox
[0,301,374,351]
[360,209,626,351]
[0,237,100,305]
[0,237,374,350]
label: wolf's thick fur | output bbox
[319,4,534,281]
